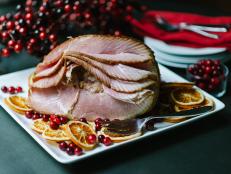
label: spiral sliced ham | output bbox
[28,35,160,120]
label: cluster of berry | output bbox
[0,0,146,58]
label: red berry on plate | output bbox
[42,114,50,122]
[103,137,112,146]
[16,86,23,93]
[69,142,76,149]
[66,147,74,155]
[32,113,40,120]
[98,134,105,143]
[79,117,87,123]
[49,121,59,130]
[60,116,68,124]
[6,21,15,30]
[50,114,57,122]
[95,117,103,124]
[8,86,15,94]
[53,117,61,125]
[74,146,83,156]
[87,134,97,144]
[25,111,33,119]
[95,122,102,131]
[188,66,194,74]
[1,86,8,93]
[59,141,68,151]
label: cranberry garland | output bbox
[0,0,146,58]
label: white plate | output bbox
[0,65,225,164]
[156,58,188,68]
[155,50,231,64]
[145,37,227,56]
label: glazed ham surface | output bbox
[28,35,160,120]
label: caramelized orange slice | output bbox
[42,126,70,142]
[171,88,204,106]
[100,127,141,143]
[64,121,97,150]
[32,119,49,134]
[4,96,32,114]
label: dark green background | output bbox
[0,2,231,174]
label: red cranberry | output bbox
[79,117,87,123]
[19,27,27,36]
[66,147,74,155]
[98,134,105,143]
[64,5,71,13]
[212,70,220,76]
[49,34,57,42]
[68,142,76,149]
[1,86,8,93]
[8,86,15,94]
[1,48,10,57]
[74,146,83,156]
[42,114,50,122]
[6,21,15,30]
[60,116,68,124]
[95,122,102,131]
[16,86,23,93]
[7,40,16,48]
[205,60,213,66]
[59,141,68,151]
[25,111,33,119]
[32,113,40,120]
[211,77,220,86]
[103,137,112,146]
[197,82,206,90]
[95,118,103,124]
[188,66,194,74]
[214,60,221,66]
[14,43,23,53]
[53,117,61,125]
[29,38,37,44]
[50,114,57,122]
[205,66,212,74]
[25,13,32,20]
[49,121,59,130]
[87,134,97,144]
[1,31,9,40]
[39,32,46,40]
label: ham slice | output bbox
[28,35,160,120]
[103,85,154,104]
[34,58,64,80]
[63,52,156,81]
[28,85,79,115]
[64,55,155,93]
[71,89,154,121]
[31,66,66,88]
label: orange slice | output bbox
[171,88,204,106]
[32,119,49,133]
[100,127,141,143]
[4,96,32,114]
[174,97,214,112]
[161,82,194,89]
[64,121,97,150]
[42,126,70,142]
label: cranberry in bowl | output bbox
[186,59,229,97]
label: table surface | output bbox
[1,2,231,174]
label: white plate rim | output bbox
[0,65,225,164]
[145,37,227,56]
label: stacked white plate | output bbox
[144,37,231,68]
